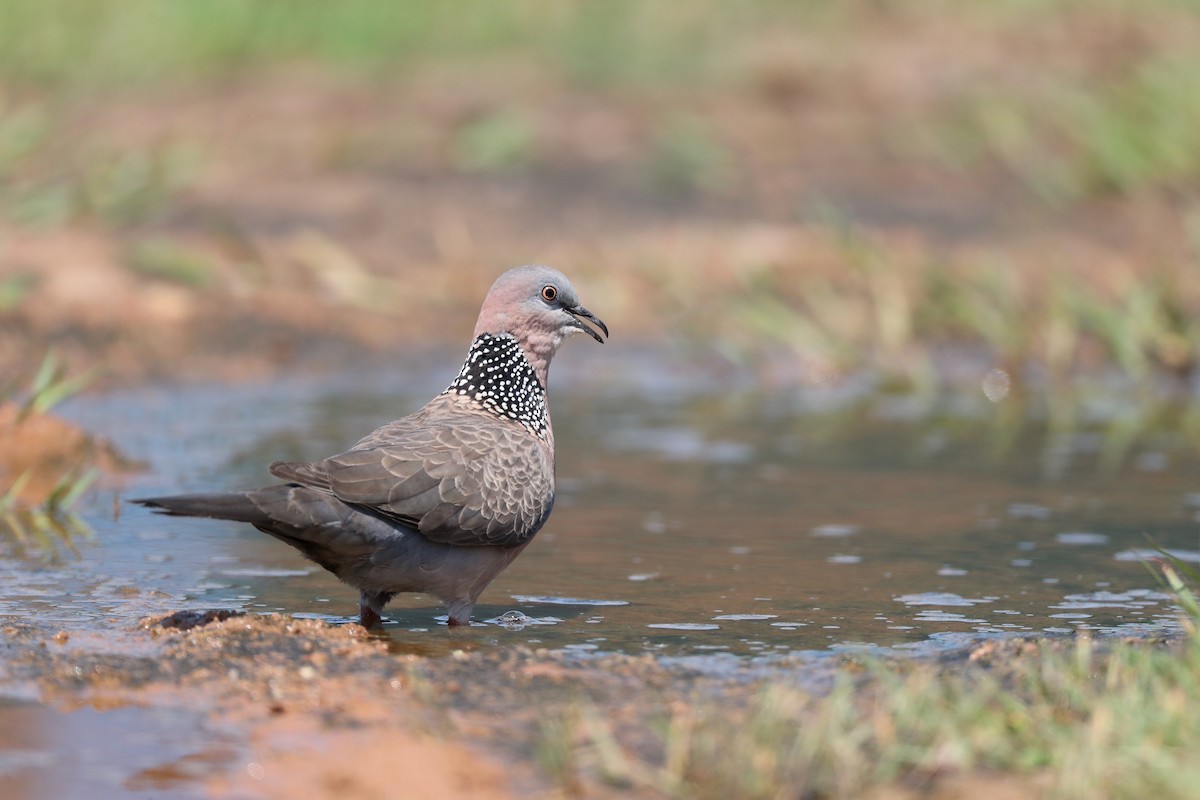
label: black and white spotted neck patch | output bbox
[443,334,549,436]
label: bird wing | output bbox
[270,406,553,548]
[269,460,332,491]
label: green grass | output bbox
[0,347,97,527]
[0,0,828,91]
[13,349,97,422]
[2,0,1197,233]
[2,0,1197,203]
[933,11,1200,200]
[544,634,1200,799]
[0,273,36,312]
[716,235,1200,388]
[538,557,1200,798]
[0,96,200,226]
[0,475,94,562]
[4,140,200,226]
[1149,546,1200,636]
[0,350,98,557]
[651,224,1200,469]
[126,238,216,287]
[649,115,732,194]
[452,108,535,173]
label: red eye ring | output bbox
[540,285,558,303]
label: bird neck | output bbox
[443,333,550,436]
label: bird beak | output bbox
[566,305,608,343]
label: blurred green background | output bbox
[1,11,1199,796]
[0,0,1198,391]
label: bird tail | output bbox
[132,493,271,524]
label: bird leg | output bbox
[447,599,476,628]
[358,604,381,629]
[357,590,394,629]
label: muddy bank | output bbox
[2,612,745,798]
[3,615,528,798]
[1,609,1187,799]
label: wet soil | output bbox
[2,615,529,798]
[1,609,1184,799]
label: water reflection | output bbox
[0,510,91,565]
[22,349,1200,657]
[0,699,235,799]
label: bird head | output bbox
[472,265,607,388]
[474,264,608,348]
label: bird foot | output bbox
[358,605,382,629]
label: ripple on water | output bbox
[894,592,994,607]
[290,612,359,625]
[1055,532,1109,545]
[648,623,721,631]
[218,568,312,577]
[811,524,860,538]
[606,427,752,464]
[1051,589,1171,609]
[511,595,630,606]
[913,611,987,623]
[1114,548,1200,563]
[39,362,1200,660]
[1007,503,1051,520]
[484,611,563,629]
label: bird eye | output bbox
[540,285,558,303]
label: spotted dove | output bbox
[135,265,607,628]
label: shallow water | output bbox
[15,348,1200,660]
[0,698,229,799]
